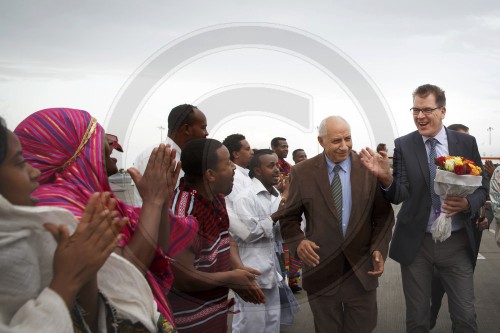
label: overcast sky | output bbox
[1,0,499,167]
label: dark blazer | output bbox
[279,151,394,295]
[386,129,488,266]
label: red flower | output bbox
[435,156,447,168]
[454,164,465,175]
[464,163,472,174]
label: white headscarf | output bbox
[0,195,159,332]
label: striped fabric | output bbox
[331,164,343,221]
[278,159,291,174]
[170,179,232,333]
[288,254,302,287]
[14,108,197,325]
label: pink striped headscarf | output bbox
[15,108,197,324]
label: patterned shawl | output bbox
[14,108,197,324]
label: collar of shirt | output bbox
[421,125,447,146]
[235,164,250,177]
[324,152,352,178]
[251,177,279,198]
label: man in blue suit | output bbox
[360,84,488,332]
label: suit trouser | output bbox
[232,286,280,333]
[307,273,377,333]
[401,229,477,333]
[430,270,447,319]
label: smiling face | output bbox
[254,153,280,189]
[0,131,41,206]
[413,93,446,137]
[318,117,352,163]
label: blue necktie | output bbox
[428,138,441,215]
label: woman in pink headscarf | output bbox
[15,108,198,332]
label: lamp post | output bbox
[487,127,494,145]
[157,126,165,142]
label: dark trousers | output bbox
[401,230,477,333]
[308,272,377,333]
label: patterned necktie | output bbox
[331,164,343,224]
[428,138,441,215]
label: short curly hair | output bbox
[222,134,245,161]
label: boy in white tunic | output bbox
[231,149,285,333]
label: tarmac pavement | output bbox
[275,226,500,333]
[116,184,500,332]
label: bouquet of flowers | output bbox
[431,156,483,242]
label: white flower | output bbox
[444,159,455,172]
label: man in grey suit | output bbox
[360,84,488,332]
[279,116,394,333]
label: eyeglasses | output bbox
[410,107,441,115]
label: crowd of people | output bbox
[0,83,499,332]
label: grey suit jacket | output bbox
[279,151,394,295]
[386,129,488,266]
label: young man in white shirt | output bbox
[231,149,285,333]
[223,134,254,240]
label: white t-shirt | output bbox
[132,137,182,206]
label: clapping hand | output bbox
[484,160,496,178]
[128,144,180,206]
[46,192,128,308]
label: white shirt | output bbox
[232,178,282,288]
[133,137,182,206]
[421,126,465,232]
[226,164,252,207]
[226,164,254,240]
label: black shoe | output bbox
[290,285,302,293]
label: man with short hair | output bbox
[292,149,307,164]
[169,138,264,333]
[280,116,394,332]
[447,123,469,133]
[134,104,208,204]
[376,143,387,154]
[271,137,291,176]
[223,134,254,240]
[223,133,253,198]
[231,149,284,333]
[360,84,488,332]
